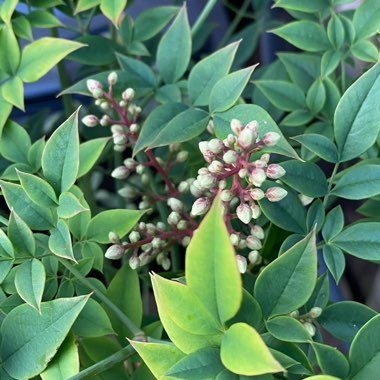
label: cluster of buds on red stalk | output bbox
[289,306,323,337]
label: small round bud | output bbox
[266,187,288,202]
[123,158,137,170]
[176,151,189,162]
[95,99,102,106]
[118,185,137,198]
[245,120,259,133]
[156,222,166,230]
[230,119,244,135]
[207,120,215,134]
[223,150,238,164]
[119,100,127,107]
[198,141,209,156]
[221,189,234,202]
[309,307,322,319]
[266,164,286,179]
[208,138,224,154]
[139,252,151,266]
[250,188,265,201]
[238,239,247,249]
[254,159,267,169]
[251,168,266,187]
[114,144,126,152]
[191,197,211,216]
[246,235,262,250]
[105,244,124,260]
[167,198,184,212]
[108,71,118,85]
[236,255,247,274]
[130,123,140,134]
[250,225,265,240]
[182,236,191,247]
[100,115,110,126]
[129,231,141,243]
[108,231,119,244]
[168,211,181,225]
[236,203,252,224]
[141,174,150,185]
[129,255,140,270]
[303,322,316,337]
[230,233,240,246]
[239,168,248,178]
[111,124,124,134]
[289,310,299,318]
[92,88,104,99]
[248,250,260,265]
[138,200,149,209]
[122,88,135,101]
[87,79,103,93]
[238,128,257,149]
[100,101,110,110]
[138,222,146,231]
[178,181,190,193]
[162,257,171,270]
[261,153,270,163]
[208,160,224,174]
[136,164,145,175]
[190,182,204,197]
[177,220,188,230]
[146,223,156,234]
[82,115,99,127]
[251,204,261,219]
[227,134,237,147]
[198,173,217,189]
[299,194,314,206]
[170,143,181,153]
[262,132,280,146]
[218,180,227,189]
[151,238,163,249]
[111,166,129,179]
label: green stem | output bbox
[57,257,144,337]
[218,0,251,47]
[67,344,135,380]
[191,0,218,38]
[323,163,340,207]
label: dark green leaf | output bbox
[322,206,344,242]
[353,0,380,39]
[8,210,35,256]
[267,316,311,343]
[49,220,75,261]
[323,245,345,284]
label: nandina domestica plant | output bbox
[0,0,379,379]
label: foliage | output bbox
[0,0,379,379]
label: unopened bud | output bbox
[169,143,181,152]
[105,244,124,260]
[250,225,265,240]
[190,182,204,197]
[118,185,137,198]
[138,222,146,231]
[248,250,260,265]
[250,188,265,200]
[100,115,110,126]
[309,307,322,318]
[208,160,224,174]
[246,235,262,250]
[87,79,103,93]
[111,124,124,134]
[122,88,135,101]
[168,211,181,225]
[113,133,127,145]
[261,153,270,163]
[130,123,140,134]
[123,158,137,170]
[223,150,238,164]
[254,159,267,168]
[108,231,119,244]
[207,120,215,134]
[111,166,129,179]
[136,164,145,175]
[230,118,244,135]
[230,233,239,246]
[289,310,299,318]
[227,134,237,147]
[238,128,257,149]
[251,168,266,187]
[178,181,190,193]
[129,256,140,270]
[238,239,247,249]
[266,164,286,179]
[146,223,156,234]
[251,204,261,219]
[93,88,104,99]
[198,141,209,156]
[141,174,150,185]
[299,194,314,206]
[221,190,234,202]
[303,322,316,337]
[182,236,191,247]
[176,151,188,162]
[129,231,141,243]
[162,257,171,270]
[100,101,110,110]
[151,238,163,249]
[108,71,118,85]
[236,255,247,274]
[167,198,184,212]
[208,138,224,154]
[262,132,280,146]
[239,168,248,178]
[177,220,188,230]
[236,203,252,224]
[119,100,127,107]
[191,197,211,216]
[266,187,288,202]
[246,120,259,133]
[198,173,217,189]
[82,115,99,127]
[218,179,227,189]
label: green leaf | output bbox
[8,209,35,256]
[17,37,84,82]
[331,164,380,200]
[274,0,329,12]
[166,347,224,379]
[0,0,18,25]
[68,191,91,240]
[130,340,185,379]
[266,316,311,343]
[42,109,80,193]
[331,222,380,260]
[292,134,339,163]
[281,109,313,128]
[27,136,45,170]
[213,104,300,160]
[49,220,75,261]
[0,228,14,258]
[327,15,345,49]
[351,40,379,63]
[72,298,114,337]
[186,196,242,325]
[134,103,187,155]
[13,15,33,41]
[334,63,380,162]
[14,258,45,312]
[318,301,377,342]
[74,0,100,14]
[76,240,103,273]
[0,25,20,75]
[17,170,58,208]
[323,245,345,284]
[322,206,344,242]
[27,10,63,28]
[106,261,142,338]
[306,79,326,114]
[280,160,328,197]
[306,199,325,233]
[321,50,341,77]
[349,314,380,379]
[209,65,256,113]
[254,230,317,318]
[78,137,109,178]
[1,76,24,111]
[155,84,181,104]
[86,209,144,244]
[1,180,54,230]
[357,199,380,218]
[306,273,330,310]
[188,41,239,106]
[57,192,88,219]
[0,295,88,379]
[134,6,178,41]
[258,183,307,234]
[40,333,79,380]
[0,120,31,163]
[254,80,305,111]
[271,21,329,52]
[100,0,126,27]
[221,323,284,376]
[156,5,191,84]
[353,0,380,39]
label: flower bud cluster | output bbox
[288,307,323,337]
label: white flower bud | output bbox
[236,203,252,224]
[198,173,217,189]
[198,141,209,156]
[198,167,209,175]
[118,185,137,198]
[114,144,126,152]
[122,88,135,101]
[309,307,322,319]
[176,151,189,162]
[177,220,188,230]
[129,231,141,243]
[230,233,239,246]
[129,255,140,269]
[138,200,149,209]
[182,236,191,247]
[208,160,224,174]
[146,223,156,234]
[246,235,262,250]
[156,222,166,230]
[250,188,265,201]
[87,79,103,93]
[95,99,102,106]
[136,164,145,175]
[130,123,140,134]
[92,88,104,99]
[236,255,247,274]
[239,168,248,178]
[251,168,266,187]
[152,238,163,249]
[108,71,118,85]
[221,190,234,202]
[113,133,127,145]
[248,250,260,265]
[227,134,237,146]
[119,100,127,107]
[170,143,181,152]
[266,164,286,179]
[190,182,204,197]
[178,181,190,193]
[245,120,259,133]
[111,166,129,179]
[141,174,150,185]
[105,244,124,260]
[111,124,124,134]
[191,197,211,216]
[289,310,299,318]
[262,132,280,146]
[218,180,227,189]
[207,120,215,134]
[223,150,238,164]
[108,231,119,244]
[142,243,152,252]
[250,225,265,240]
[238,239,247,249]
[138,222,146,231]
[162,257,171,270]
[230,118,244,135]
[303,322,316,337]
[238,128,257,149]
[100,101,110,110]
[266,187,288,202]
[82,115,99,127]
[251,204,261,219]
[168,211,181,225]
[254,159,267,169]
[122,158,137,170]
[208,138,224,154]
[261,153,270,163]
[167,198,184,212]
[299,194,314,206]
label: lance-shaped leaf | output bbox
[57,192,88,219]
[49,220,75,261]
[8,209,35,256]
[100,0,127,28]
[78,137,109,178]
